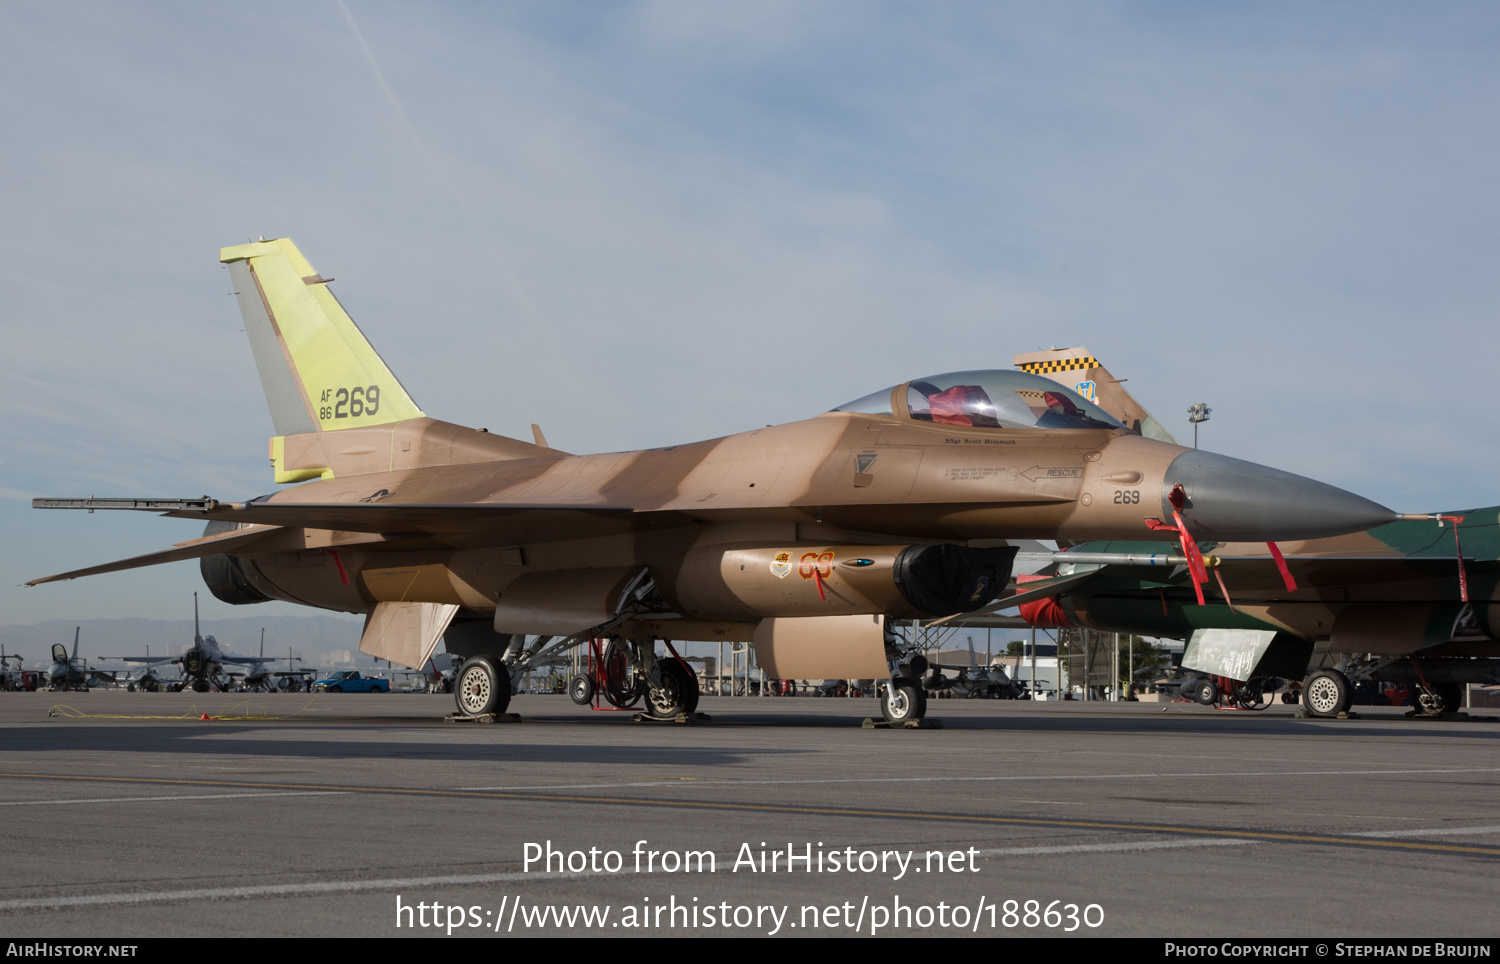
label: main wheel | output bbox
[646,659,700,719]
[600,639,643,708]
[568,673,594,706]
[1415,682,1463,717]
[455,655,511,717]
[191,678,211,693]
[881,676,927,724]
[1302,669,1351,718]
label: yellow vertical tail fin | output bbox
[221,238,424,438]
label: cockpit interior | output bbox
[830,370,1123,431]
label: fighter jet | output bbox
[0,647,26,691]
[226,631,309,692]
[45,628,118,691]
[993,512,1495,719]
[925,638,1019,699]
[106,594,294,693]
[28,239,1403,725]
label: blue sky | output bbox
[3,2,1498,625]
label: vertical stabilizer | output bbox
[1014,347,1178,444]
[220,238,424,438]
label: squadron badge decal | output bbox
[770,551,792,579]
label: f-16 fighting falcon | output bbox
[28,239,1404,725]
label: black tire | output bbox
[600,639,643,708]
[328,685,342,693]
[1302,669,1351,718]
[1236,678,1270,710]
[646,659,700,719]
[568,673,594,706]
[455,655,511,717]
[191,679,210,693]
[1415,682,1463,717]
[1192,678,1219,706]
[881,676,927,724]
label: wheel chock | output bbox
[861,717,943,730]
[631,712,713,724]
[443,712,523,724]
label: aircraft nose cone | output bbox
[1162,450,1397,542]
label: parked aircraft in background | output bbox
[45,628,120,691]
[28,244,1405,725]
[925,638,1019,698]
[105,594,297,693]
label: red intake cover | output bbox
[1016,572,1074,629]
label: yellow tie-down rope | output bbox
[47,692,324,721]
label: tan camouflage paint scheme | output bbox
[26,238,1380,677]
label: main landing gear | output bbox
[1301,669,1352,718]
[455,655,512,717]
[449,636,702,721]
[1412,682,1463,718]
[569,638,700,719]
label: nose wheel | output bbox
[880,676,927,724]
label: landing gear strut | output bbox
[880,676,927,725]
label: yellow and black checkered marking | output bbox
[1017,356,1098,374]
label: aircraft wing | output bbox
[26,523,284,586]
[26,499,642,586]
[104,656,179,665]
[178,501,640,536]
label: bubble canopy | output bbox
[830,370,1125,431]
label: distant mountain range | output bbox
[0,614,363,667]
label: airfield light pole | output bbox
[1030,627,1036,698]
[1111,633,1119,702]
[1187,403,1212,449]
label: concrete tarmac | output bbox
[1,690,1497,938]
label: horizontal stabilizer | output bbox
[26,524,283,586]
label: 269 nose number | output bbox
[1113,490,1140,504]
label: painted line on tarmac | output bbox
[0,870,588,913]
[0,791,348,807]
[1352,825,1500,839]
[457,765,1500,792]
[977,837,1254,858]
[0,838,1252,912]
[5,771,1500,859]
